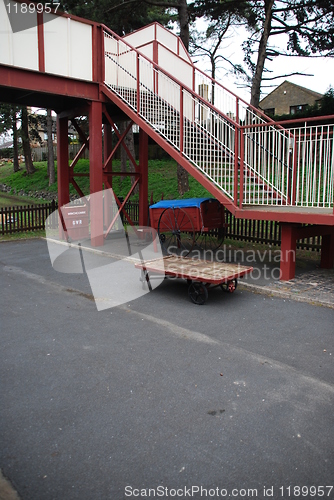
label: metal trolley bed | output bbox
[135,255,253,305]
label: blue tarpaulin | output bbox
[150,198,215,209]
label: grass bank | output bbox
[0,158,211,203]
[0,192,42,208]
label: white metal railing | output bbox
[242,124,292,206]
[292,123,334,208]
[103,29,334,210]
[240,122,334,208]
[193,68,271,127]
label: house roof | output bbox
[260,80,323,107]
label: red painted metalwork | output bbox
[320,229,334,269]
[138,129,149,227]
[70,178,86,200]
[101,107,147,231]
[89,101,104,247]
[0,66,101,103]
[103,109,138,173]
[56,116,70,240]
[180,86,184,153]
[235,208,333,225]
[291,136,298,206]
[103,124,113,176]
[71,118,90,147]
[136,54,140,115]
[239,132,244,209]
[92,25,104,83]
[37,12,45,73]
[280,223,334,280]
[70,143,88,174]
[234,102,240,206]
[56,116,70,207]
[104,179,140,238]
[280,224,297,281]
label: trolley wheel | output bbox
[195,227,225,252]
[221,279,238,293]
[188,282,209,305]
[158,207,195,256]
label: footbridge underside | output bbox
[0,0,333,280]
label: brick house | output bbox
[259,80,323,116]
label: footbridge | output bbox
[1,0,333,279]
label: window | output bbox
[290,104,307,115]
[264,108,275,117]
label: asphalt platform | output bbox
[0,237,333,500]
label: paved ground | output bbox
[0,238,333,500]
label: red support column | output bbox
[138,128,149,227]
[56,115,70,208]
[104,123,113,173]
[320,228,334,269]
[89,101,104,247]
[103,123,114,230]
[280,223,297,281]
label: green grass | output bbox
[0,158,212,203]
[0,229,46,242]
[0,192,42,208]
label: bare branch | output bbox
[262,71,313,81]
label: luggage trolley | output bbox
[149,198,227,256]
[135,255,253,305]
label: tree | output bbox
[242,0,334,108]
[190,14,248,104]
[20,106,36,174]
[12,108,19,172]
[46,109,55,185]
[193,0,334,108]
[59,0,170,36]
[0,104,20,172]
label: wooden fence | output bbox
[0,200,57,235]
[0,199,321,251]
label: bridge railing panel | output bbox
[292,124,334,208]
[0,0,38,71]
[242,125,292,206]
[44,14,93,81]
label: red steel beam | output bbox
[138,129,148,227]
[104,179,140,238]
[89,101,104,247]
[0,66,101,101]
[56,116,70,208]
[235,208,334,225]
